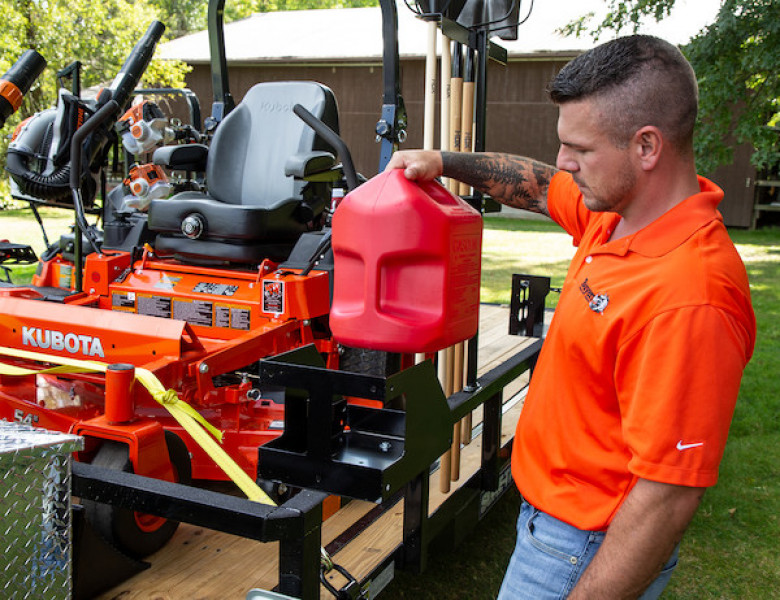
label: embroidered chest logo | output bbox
[579,278,610,314]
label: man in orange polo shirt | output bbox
[387,35,755,598]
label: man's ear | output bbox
[633,126,663,171]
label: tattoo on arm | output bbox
[441,152,557,217]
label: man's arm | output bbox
[385,150,557,218]
[569,478,704,599]
[443,152,556,217]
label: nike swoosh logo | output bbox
[676,441,704,451]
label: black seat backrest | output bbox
[206,81,339,208]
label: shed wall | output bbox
[180,58,752,227]
[183,58,571,178]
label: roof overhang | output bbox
[158,0,720,65]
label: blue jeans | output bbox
[497,501,679,599]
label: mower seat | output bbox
[148,81,340,263]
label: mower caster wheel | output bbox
[81,431,191,559]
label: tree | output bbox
[562,0,779,175]
[686,1,779,173]
[223,0,378,23]
[0,0,192,207]
[147,0,378,34]
[0,0,191,131]
[151,0,208,39]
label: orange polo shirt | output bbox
[511,172,755,531]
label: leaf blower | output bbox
[4,21,165,205]
[0,50,47,129]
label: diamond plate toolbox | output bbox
[1,421,83,599]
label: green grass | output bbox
[384,487,522,600]
[480,216,574,307]
[661,226,780,599]
[2,210,778,597]
[0,206,75,254]
[1,206,75,283]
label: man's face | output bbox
[556,99,637,215]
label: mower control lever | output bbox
[69,97,119,290]
[292,103,359,192]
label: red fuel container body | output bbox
[330,169,482,353]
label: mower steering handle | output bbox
[293,103,359,192]
[69,97,119,263]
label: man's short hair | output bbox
[549,35,698,154]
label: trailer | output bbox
[81,304,543,600]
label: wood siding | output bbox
[179,57,753,227]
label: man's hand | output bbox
[570,478,704,599]
[384,150,443,181]
[386,150,554,217]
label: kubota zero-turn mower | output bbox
[0,18,398,560]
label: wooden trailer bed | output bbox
[97,303,535,600]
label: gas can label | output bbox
[451,235,481,256]
[449,234,482,322]
[451,234,482,277]
[262,280,284,314]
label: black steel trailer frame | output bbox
[72,335,543,599]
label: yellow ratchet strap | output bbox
[0,345,276,506]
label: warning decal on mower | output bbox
[193,282,239,296]
[59,264,73,289]
[110,290,253,331]
[230,306,251,329]
[138,294,172,319]
[215,305,230,328]
[215,305,251,330]
[173,299,214,327]
[112,292,136,311]
[262,280,284,314]
[154,274,181,291]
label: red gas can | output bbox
[330,169,482,353]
